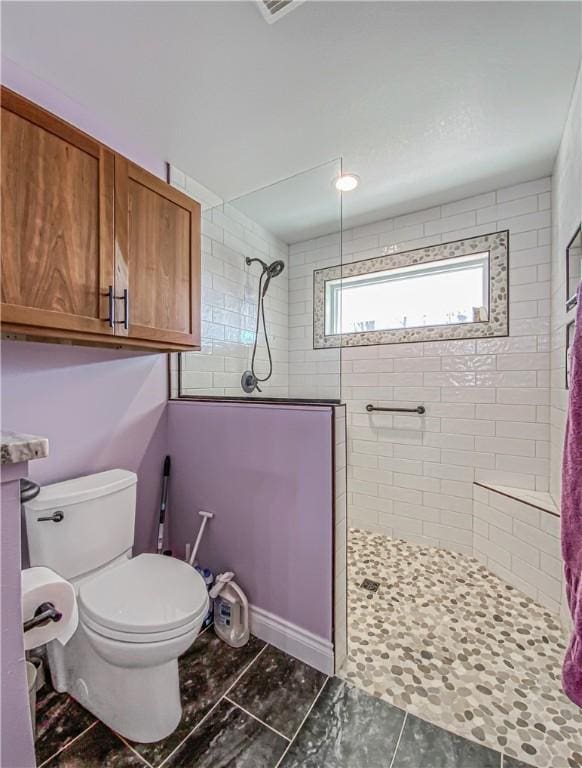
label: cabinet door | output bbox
[1,88,115,336]
[115,156,201,348]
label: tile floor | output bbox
[35,624,529,767]
[341,528,582,768]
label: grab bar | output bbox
[366,404,425,415]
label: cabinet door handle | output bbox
[123,288,129,330]
[105,285,114,327]
[114,289,129,330]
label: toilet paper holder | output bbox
[23,602,62,633]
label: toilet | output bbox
[24,469,209,743]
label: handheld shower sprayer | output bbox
[245,258,285,297]
[241,257,286,394]
[261,259,285,297]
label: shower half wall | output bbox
[167,162,347,673]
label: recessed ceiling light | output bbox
[335,173,359,192]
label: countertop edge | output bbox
[1,431,49,465]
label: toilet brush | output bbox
[188,511,214,566]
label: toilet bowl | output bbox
[47,553,208,742]
[25,470,209,743]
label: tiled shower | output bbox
[165,68,582,768]
[177,173,556,548]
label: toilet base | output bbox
[47,625,184,743]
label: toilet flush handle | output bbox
[37,511,64,523]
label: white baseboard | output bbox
[249,605,334,675]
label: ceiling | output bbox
[2,1,581,242]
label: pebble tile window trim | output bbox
[341,528,582,768]
[313,230,509,348]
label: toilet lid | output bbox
[79,554,208,635]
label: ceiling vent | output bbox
[257,0,305,24]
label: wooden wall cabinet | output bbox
[1,87,201,351]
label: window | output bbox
[314,231,508,348]
[326,252,489,335]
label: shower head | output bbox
[262,259,285,296]
[246,257,285,296]
[267,260,285,278]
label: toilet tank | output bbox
[24,469,137,580]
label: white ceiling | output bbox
[2,1,581,242]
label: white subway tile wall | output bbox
[288,178,553,553]
[170,133,581,582]
[171,171,290,398]
[288,232,342,400]
[550,67,581,503]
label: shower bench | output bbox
[472,482,567,625]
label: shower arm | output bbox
[246,257,268,271]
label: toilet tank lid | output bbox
[24,469,137,511]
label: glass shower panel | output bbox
[178,159,343,402]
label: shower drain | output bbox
[360,578,380,593]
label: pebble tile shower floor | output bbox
[340,528,582,768]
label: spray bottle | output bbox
[209,572,249,648]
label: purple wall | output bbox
[1,463,36,768]
[167,401,334,640]
[1,341,168,555]
[1,56,166,179]
[2,351,336,641]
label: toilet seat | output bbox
[79,553,208,641]
[81,610,206,643]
